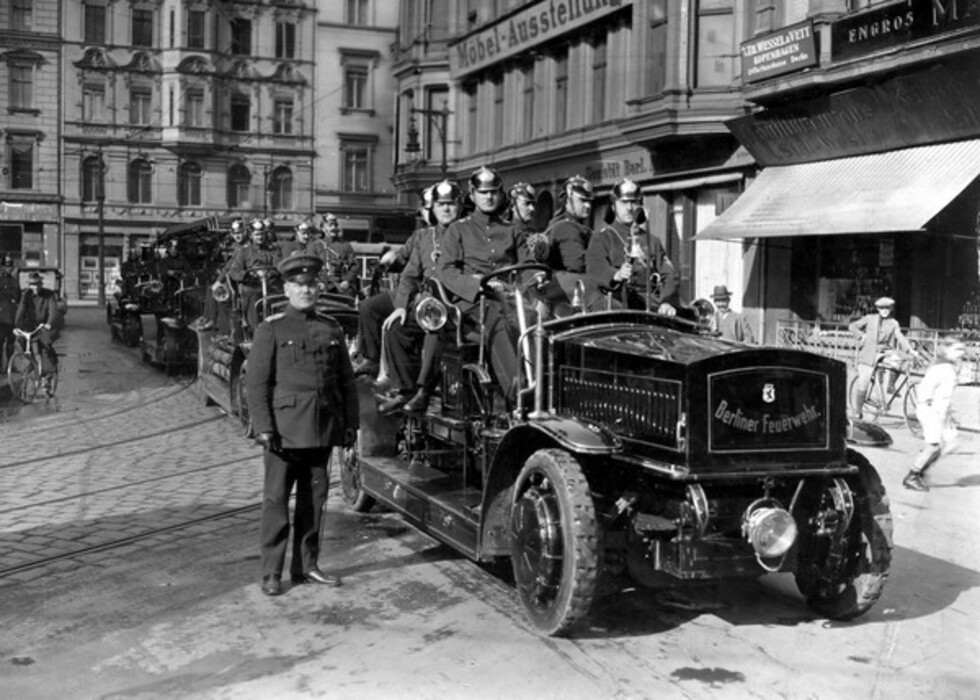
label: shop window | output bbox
[695,0,736,88]
[230,94,250,132]
[554,49,568,134]
[178,162,202,206]
[346,0,368,25]
[81,156,105,202]
[129,88,153,125]
[187,9,205,48]
[275,22,296,59]
[84,3,106,45]
[273,99,294,135]
[268,167,292,211]
[7,137,34,190]
[230,18,251,55]
[11,0,33,32]
[132,8,153,47]
[127,158,153,204]
[185,89,204,127]
[9,63,34,110]
[227,164,251,209]
[82,83,106,122]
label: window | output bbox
[647,0,668,96]
[230,18,251,55]
[340,139,373,193]
[521,64,535,141]
[84,4,106,44]
[10,64,34,110]
[129,88,152,125]
[185,89,204,127]
[465,85,477,154]
[591,33,607,125]
[81,156,104,202]
[133,8,153,47]
[268,167,293,211]
[178,162,202,206]
[227,164,251,209]
[187,10,205,48]
[127,159,153,203]
[425,87,448,165]
[344,64,368,110]
[82,83,106,122]
[695,0,735,88]
[273,99,294,135]
[11,0,33,31]
[554,50,568,133]
[275,22,295,58]
[8,138,34,190]
[492,75,504,145]
[230,94,250,131]
[346,0,368,25]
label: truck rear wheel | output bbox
[510,449,599,636]
[795,453,893,620]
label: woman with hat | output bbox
[848,296,916,420]
[711,284,754,343]
[585,177,681,315]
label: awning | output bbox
[695,139,980,240]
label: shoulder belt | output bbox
[265,312,286,322]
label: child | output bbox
[902,337,968,492]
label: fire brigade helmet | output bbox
[432,179,462,204]
[230,219,244,233]
[250,219,266,235]
[509,182,537,203]
[296,221,311,234]
[611,178,642,202]
[469,166,503,193]
[563,175,594,200]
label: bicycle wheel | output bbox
[904,382,921,438]
[7,351,39,403]
[848,373,881,421]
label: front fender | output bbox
[498,415,621,458]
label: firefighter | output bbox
[201,219,247,332]
[228,219,281,333]
[352,186,436,379]
[543,175,596,311]
[378,180,462,413]
[319,213,358,297]
[437,166,545,405]
[586,177,681,315]
[280,221,326,260]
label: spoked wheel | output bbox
[510,449,600,637]
[794,450,893,620]
[338,437,375,512]
[848,374,881,421]
[903,382,921,438]
[7,352,39,403]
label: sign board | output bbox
[449,0,632,79]
[740,21,817,83]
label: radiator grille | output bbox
[557,367,681,448]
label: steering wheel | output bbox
[478,262,552,296]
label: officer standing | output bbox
[247,254,359,596]
[228,219,280,334]
[320,214,358,297]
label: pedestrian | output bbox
[586,177,682,315]
[902,337,967,492]
[848,296,915,420]
[711,284,755,343]
[14,271,60,394]
[0,255,20,366]
[246,254,359,596]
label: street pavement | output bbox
[0,306,977,699]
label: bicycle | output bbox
[848,349,928,435]
[6,326,58,403]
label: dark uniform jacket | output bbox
[393,224,446,310]
[438,209,527,305]
[587,220,679,306]
[228,244,280,285]
[0,271,20,325]
[545,210,593,301]
[246,306,359,450]
[322,238,358,288]
[15,287,59,331]
[280,237,327,260]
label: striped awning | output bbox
[695,139,980,239]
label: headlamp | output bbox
[743,500,798,559]
[415,296,447,332]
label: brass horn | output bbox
[211,275,231,303]
[145,279,164,294]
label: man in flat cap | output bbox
[848,296,917,420]
[15,271,60,394]
[246,254,359,596]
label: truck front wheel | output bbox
[338,440,375,512]
[510,449,600,636]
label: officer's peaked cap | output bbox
[564,175,594,200]
[509,182,537,202]
[469,166,503,192]
[432,179,462,203]
[611,178,642,202]
[278,254,323,283]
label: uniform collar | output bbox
[285,304,316,320]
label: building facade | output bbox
[0,0,62,269]
[61,0,318,301]
[314,0,414,243]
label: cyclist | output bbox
[14,271,60,393]
[848,296,916,420]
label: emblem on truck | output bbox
[763,383,776,403]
